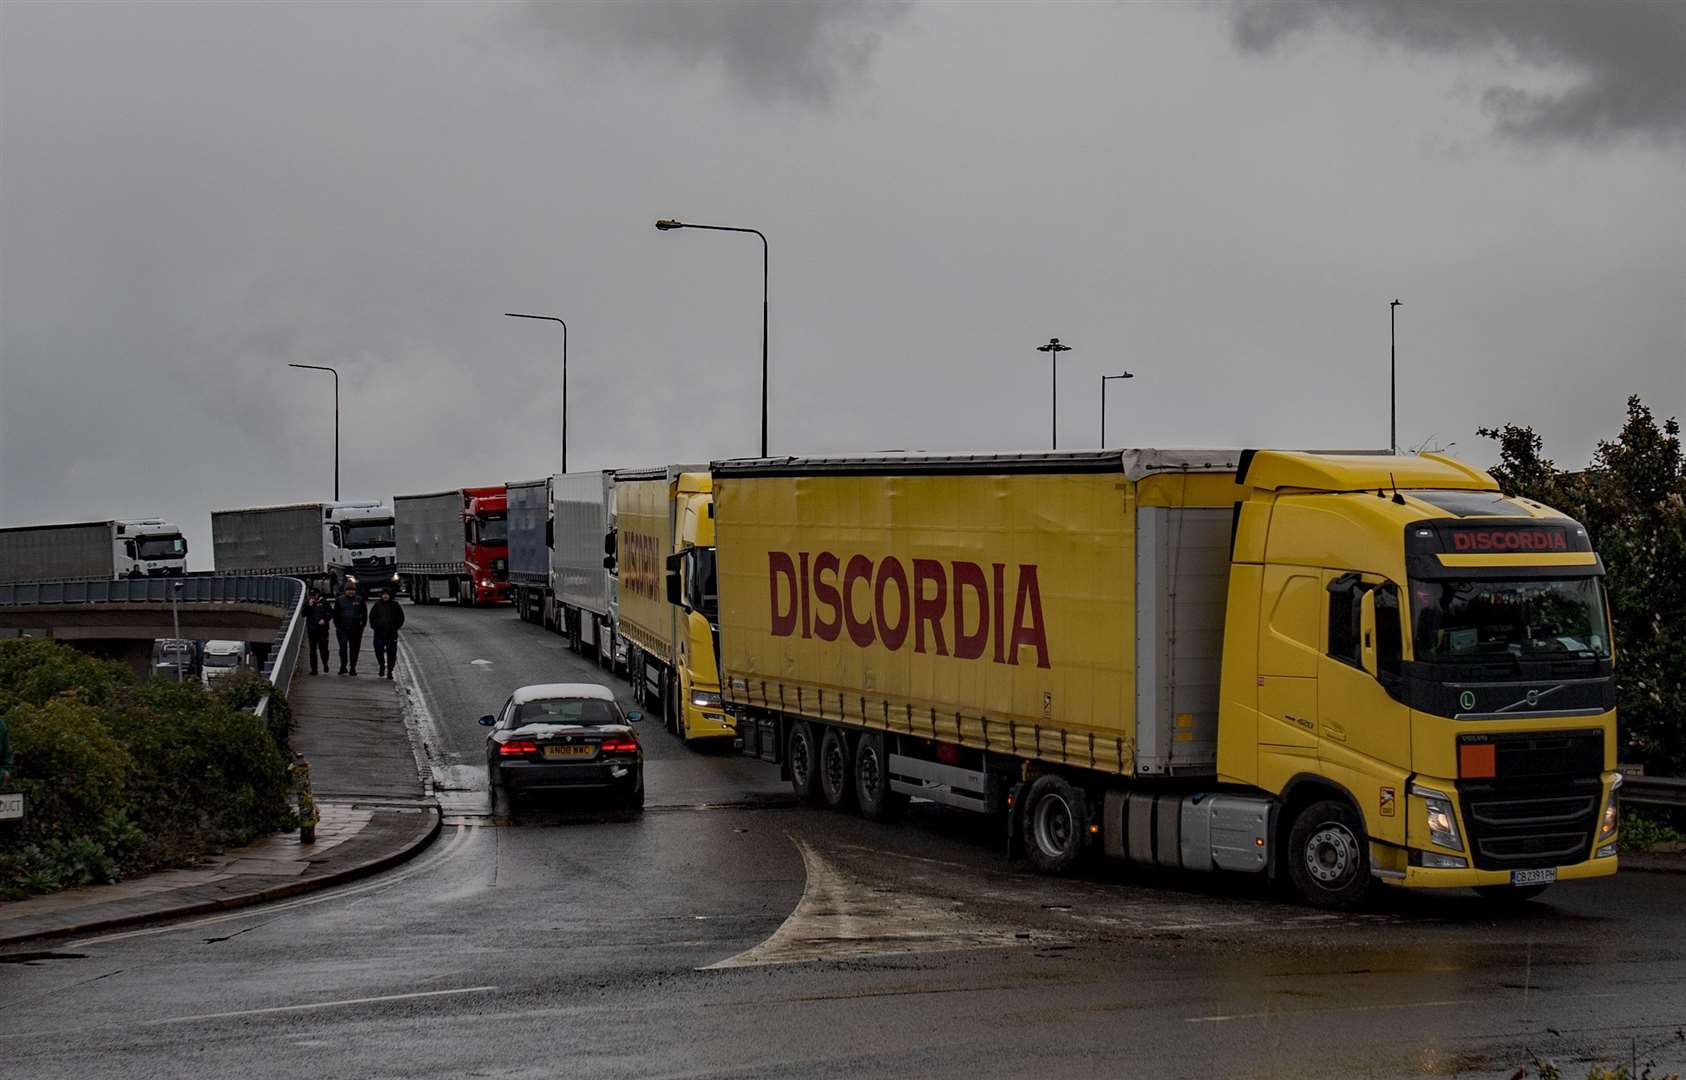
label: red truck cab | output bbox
[463,486,512,605]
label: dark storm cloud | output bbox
[515,0,911,104]
[1231,0,1686,145]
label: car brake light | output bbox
[599,738,638,754]
[500,740,537,757]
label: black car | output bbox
[482,683,644,813]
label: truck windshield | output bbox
[136,536,186,559]
[343,522,395,548]
[205,654,239,668]
[1409,577,1609,662]
[476,514,507,545]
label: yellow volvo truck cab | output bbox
[665,472,732,742]
[1224,450,1618,905]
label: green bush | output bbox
[0,639,294,899]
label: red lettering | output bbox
[1454,532,1473,552]
[951,561,989,661]
[843,554,875,648]
[991,563,1007,664]
[912,559,949,656]
[769,552,797,637]
[799,551,812,638]
[811,551,841,642]
[874,557,910,651]
[1007,564,1050,669]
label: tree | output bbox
[1479,396,1686,774]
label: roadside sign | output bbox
[0,792,23,821]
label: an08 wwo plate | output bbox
[0,792,23,820]
[1511,867,1557,886]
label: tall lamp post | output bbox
[287,363,339,500]
[1389,299,1401,454]
[1100,371,1135,447]
[505,313,569,472]
[1036,338,1072,449]
[655,218,769,457]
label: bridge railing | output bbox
[0,574,307,722]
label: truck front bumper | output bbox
[1386,854,1617,890]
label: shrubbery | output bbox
[0,639,295,899]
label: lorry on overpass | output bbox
[0,517,189,582]
[395,487,510,606]
[508,471,620,668]
[706,448,1620,908]
[211,501,396,594]
[614,466,731,744]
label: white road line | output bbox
[396,635,453,792]
[68,822,478,948]
[0,986,499,1040]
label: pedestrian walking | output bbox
[304,589,334,675]
[369,587,406,680]
[333,579,368,676]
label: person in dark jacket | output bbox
[304,589,335,675]
[369,588,406,680]
[333,580,368,676]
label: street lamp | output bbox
[170,580,184,684]
[1100,372,1135,447]
[287,363,339,500]
[505,313,568,472]
[1036,338,1072,449]
[655,218,770,457]
[1389,299,1401,454]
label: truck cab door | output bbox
[1316,572,1410,845]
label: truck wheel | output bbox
[1023,774,1089,875]
[853,732,908,822]
[787,721,822,804]
[1287,799,1374,910]
[818,726,855,811]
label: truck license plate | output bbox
[1510,867,1556,886]
[0,792,23,821]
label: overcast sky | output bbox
[2,1,1681,567]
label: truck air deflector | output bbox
[710,448,1242,480]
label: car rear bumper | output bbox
[496,759,641,792]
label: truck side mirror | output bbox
[665,552,683,606]
[1359,589,1378,678]
[545,519,554,550]
[603,530,617,555]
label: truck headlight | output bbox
[480,578,492,588]
[1597,772,1622,844]
[1411,784,1463,852]
[691,690,722,709]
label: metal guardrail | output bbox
[0,575,303,607]
[0,574,306,721]
[1625,776,1686,810]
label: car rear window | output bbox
[515,699,621,727]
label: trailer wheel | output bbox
[853,732,908,822]
[1287,799,1373,910]
[787,721,822,804]
[1023,775,1089,875]
[818,726,855,811]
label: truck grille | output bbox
[1458,777,1601,871]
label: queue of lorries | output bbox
[1,446,1623,908]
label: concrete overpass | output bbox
[0,576,305,683]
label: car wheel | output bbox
[1023,774,1089,875]
[787,721,821,804]
[853,731,908,822]
[1288,799,1374,910]
[818,726,855,811]
[489,770,511,819]
[621,776,645,815]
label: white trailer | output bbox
[0,518,188,582]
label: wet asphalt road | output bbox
[3,604,1683,1079]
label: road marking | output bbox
[470,658,493,667]
[0,985,499,1040]
[703,836,1054,970]
[395,636,456,794]
[67,822,478,948]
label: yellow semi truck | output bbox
[710,448,1620,908]
[612,467,734,743]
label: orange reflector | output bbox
[1089,824,1099,834]
[1459,743,1496,779]
[1255,837,1265,846]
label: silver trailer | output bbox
[212,504,325,577]
[394,490,464,603]
[1,518,188,583]
[553,470,616,665]
[506,478,550,610]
